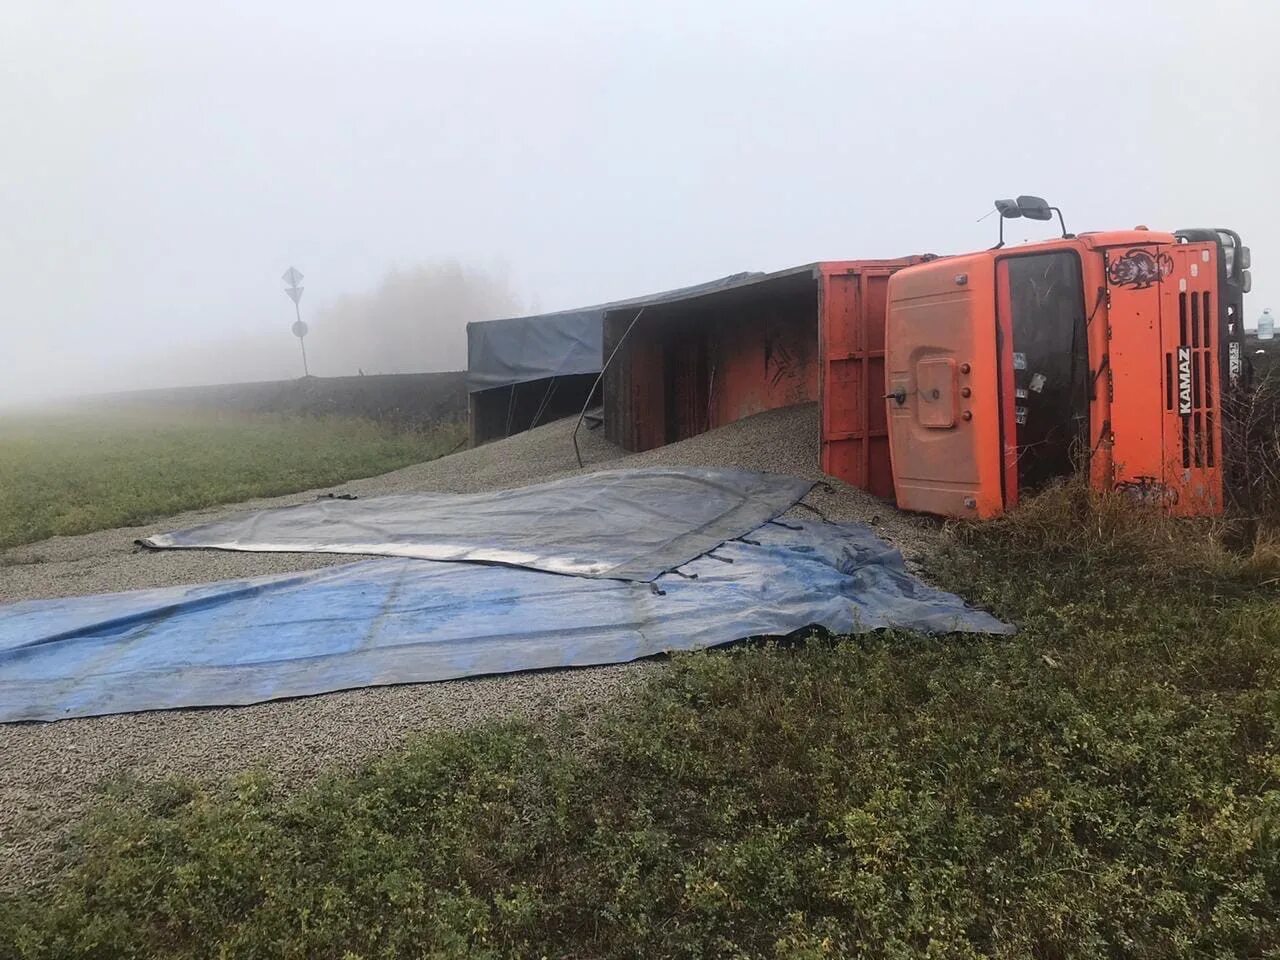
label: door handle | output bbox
[885,389,907,405]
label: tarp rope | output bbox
[504,382,519,437]
[529,376,560,431]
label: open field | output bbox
[1,400,1277,957]
[0,409,465,549]
[2,481,1277,957]
[92,371,468,428]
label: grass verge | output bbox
[1,484,1277,958]
[0,409,465,549]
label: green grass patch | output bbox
[2,485,1278,958]
[0,409,465,549]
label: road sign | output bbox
[282,266,310,376]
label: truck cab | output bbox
[885,221,1251,519]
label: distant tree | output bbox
[310,261,520,376]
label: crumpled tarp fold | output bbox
[0,521,1011,722]
[139,468,814,582]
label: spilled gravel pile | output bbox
[0,403,932,604]
[0,403,938,890]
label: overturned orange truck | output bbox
[602,198,1253,518]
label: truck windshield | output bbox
[1004,252,1089,491]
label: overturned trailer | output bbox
[601,210,1254,520]
[466,273,760,445]
[602,258,926,497]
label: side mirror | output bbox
[1015,195,1053,221]
[995,199,1022,219]
[989,195,1070,248]
[1240,270,1252,294]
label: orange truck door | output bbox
[886,255,1004,518]
[994,251,1090,508]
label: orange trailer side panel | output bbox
[819,259,921,498]
[709,300,820,431]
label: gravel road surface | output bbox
[0,403,938,890]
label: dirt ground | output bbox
[0,403,939,891]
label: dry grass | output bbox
[1224,362,1280,529]
[974,474,1280,589]
[5,477,1279,959]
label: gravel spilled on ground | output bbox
[0,403,940,891]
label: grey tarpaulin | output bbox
[465,272,760,393]
[0,520,1012,722]
[139,468,814,582]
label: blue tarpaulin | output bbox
[0,521,1010,723]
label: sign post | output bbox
[282,266,309,376]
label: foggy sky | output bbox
[2,0,1276,405]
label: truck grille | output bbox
[1166,290,1214,468]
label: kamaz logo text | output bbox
[1177,347,1192,415]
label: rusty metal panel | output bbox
[708,298,819,431]
[604,309,667,452]
[604,259,925,463]
[668,328,710,443]
[602,311,629,448]
[605,271,823,452]
[819,260,921,498]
